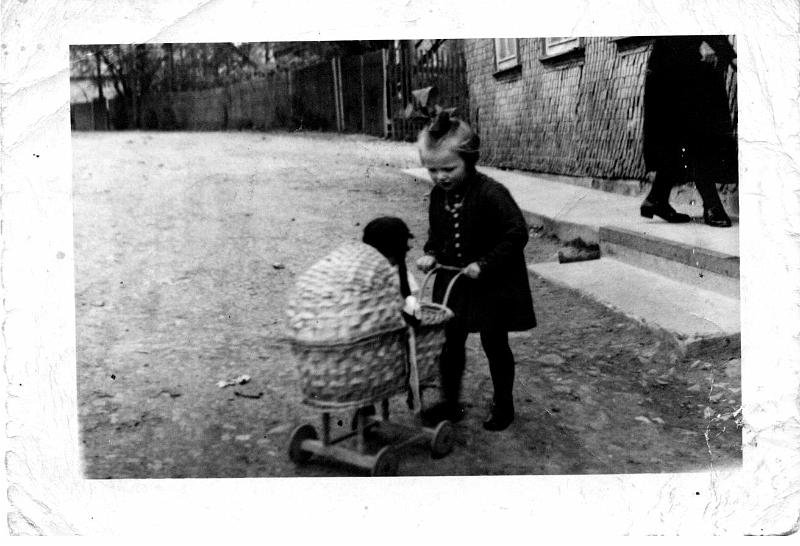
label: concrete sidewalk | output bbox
[401,165,740,356]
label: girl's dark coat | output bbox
[424,171,536,332]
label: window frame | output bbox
[494,38,520,71]
[543,37,581,57]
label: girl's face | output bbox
[420,146,468,193]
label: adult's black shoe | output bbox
[421,401,465,427]
[640,199,691,223]
[483,405,514,431]
[703,205,732,228]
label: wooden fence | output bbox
[386,46,469,141]
[70,45,470,140]
[333,49,390,136]
[293,61,337,130]
[70,99,109,130]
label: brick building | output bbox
[462,37,738,186]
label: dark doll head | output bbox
[417,110,480,192]
[362,216,414,298]
[362,216,413,264]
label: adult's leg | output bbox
[690,61,733,227]
[694,174,724,210]
[641,163,691,223]
[693,147,732,227]
[644,167,674,204]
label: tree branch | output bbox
[226,43,259,68]
[98,49,125,97]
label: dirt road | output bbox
[73,131,741,478]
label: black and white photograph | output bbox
[3,0,800,538]
[70,36,742,479]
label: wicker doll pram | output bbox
[285,243,460,475]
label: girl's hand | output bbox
[463,262,481,279]
[403,295,422,319]
[416,255,437,273]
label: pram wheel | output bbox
[430,420,454,459]
[371,446,399,476]
[288,423,318,464]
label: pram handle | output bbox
[420,264,464,308]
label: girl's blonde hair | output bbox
[417,110,480,168]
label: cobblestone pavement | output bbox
[73,131,741,478]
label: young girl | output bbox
[415,111,536,431]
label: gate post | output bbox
[337,57,344,132]
[360,54,366,133]
[331,57,345,132]
[382,48,390,138]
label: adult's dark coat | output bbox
[424,170,536,333]
[643,36,738,186]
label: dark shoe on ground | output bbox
[421,401,465,427]
[703,205,732,228]
[557,246,601,264]
[558,237,601,263]
[640,199,691,223]
[483,405,514,431]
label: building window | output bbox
[544,37,581,57]
[494,38,519,71]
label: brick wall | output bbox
[465,37,655,180]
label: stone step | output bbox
[599,226,739,298]
[528,258,740,358]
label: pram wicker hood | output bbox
[286,242,406,345]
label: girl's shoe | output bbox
[703,205,732,227]
[483,404,514,431]
[640,199,691,223]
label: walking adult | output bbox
[640,35,738,228]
